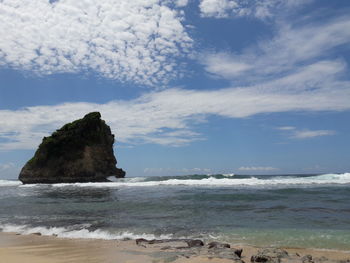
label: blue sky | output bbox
[0,0,350,179]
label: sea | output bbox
[0,173,349,250]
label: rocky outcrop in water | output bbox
[19,112,125,184]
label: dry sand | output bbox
[0,232,349,263]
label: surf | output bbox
[3,172,347,188]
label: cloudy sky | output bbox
[0,0,349,178]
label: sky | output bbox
[0,0,350,179]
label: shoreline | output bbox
[1,232,350,263]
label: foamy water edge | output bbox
[0,223,173,240]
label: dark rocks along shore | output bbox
[135,239,350,263]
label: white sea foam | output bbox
[222,173,235,177]
[107,176,146,183]
[0,223,172,240]
[40,173,350,188]
[9,173,350,188]
[0,180,22,187]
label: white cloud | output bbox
[200,16,350,133]
[238,166,279,171]
[202,16,350,85]
[202,53,252,78]
[292,130,336,139]
[199,0,238,18]
[0,64,349,150]
[277,126,296,130]
[175,0,189,7]
[199,0,310,19]
[278,126,337,139]
[1,13,350,150]
[0,0,192,86]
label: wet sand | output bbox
[0,232,349,263]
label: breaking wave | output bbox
[10,172,350,188]
[0,223,172,240]
[0,180,22,187]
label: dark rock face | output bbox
[135,238,244,262]
[19,112,125,184]
[251,248,290,263]
[208,241,231,249]
[186,239,204,248]
[250,248,342,263]
[301,255,313,263]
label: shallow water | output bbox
[0,173,349,250]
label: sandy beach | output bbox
[1,232,350,263]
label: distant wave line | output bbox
[0,172,347,188]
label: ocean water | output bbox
[0,173,350,250]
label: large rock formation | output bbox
[19,112,125,184]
